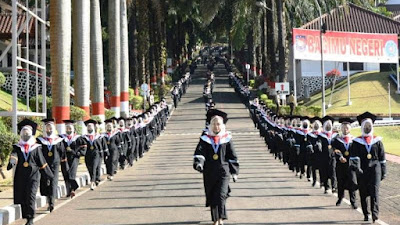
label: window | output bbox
[343,62,364,71]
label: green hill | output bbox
[303,71,400,116]
[0,89,29,111]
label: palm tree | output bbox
[108,0,121,117]
[90,0,105,121]
[50,0,71,132]
[120,0,130,118]
[128,0,139,94]
[72,0,91,120]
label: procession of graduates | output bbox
[7,98,174,225]
[230,71,387,223]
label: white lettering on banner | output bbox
[293,28,398,63]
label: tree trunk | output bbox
[50,0,71,133]
[277,0,286,82]
[120,0,130,118]
[90,0,105,121]
[72,0,90,120]
[109,0,121,117]
[261,10,269,76]
[267,0,277,81]
[137,0,149,86]
[128,1,139,94]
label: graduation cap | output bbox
[63,120,76,124]
[356,111,377,125]
[206,109,228,124]
[321,116,334,124]
[301,116,310,121]
[117,117,126,121]
[109,117,118,122]
[84,119,98,126]
[339,117,355,124]
[42,118,55,124]
[126,117,133,121]
[104,119,113,124]
[310,117,321,123]
[18,119,38,135]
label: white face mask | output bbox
[66,125,74,135]
[20,127,33,142]
[361,119,373,136]
[87,124,95,134]
[209,116,225,136]
[323,121,333,132]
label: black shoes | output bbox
[336,199,342,206]
[25,218,34,225]
[364,215,369,221]
[351,203,358,209]
[48,205,54,213]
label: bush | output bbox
[130,95,144,110]
[70,106,87,121]
[0,119,7,133]
[0,132,19,166]
[129,88,136,101]
[259,94,268,103]
[2,116,43,133]
[105,109,115,119]
[307,106,322,117]
[249,80,255,89]
[0,72,5,86]
[29,96,52,112]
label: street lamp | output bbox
[314,0,326,116]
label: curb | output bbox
[0,164,107,225]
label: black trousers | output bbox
[289,103,295,115]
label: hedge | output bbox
[0,72,5,86]
[0,132,19,166]
[29,96,52,112]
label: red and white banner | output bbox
[293,28,398,63]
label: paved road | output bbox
[12,65,397,225]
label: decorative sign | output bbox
[293,28,398,63]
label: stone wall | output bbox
[1,70,51,99]
[299,75,346,98]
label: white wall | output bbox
[300,60,379,77]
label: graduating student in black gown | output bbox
[350,112,386,222]
[103,119,121,180]
[60,120,87,198]
[37,119,66,212]
[7,119,54,225]
[83,119,108,190]
[332,118,358,209]
[193,109,239,225]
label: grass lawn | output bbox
[350,126,400,156]
[303,71,400,116]
[0,89,30,111]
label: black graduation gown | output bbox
[350,136,386,218]
[193,133,239,208]
[102,131,122,175]
[83,134,107,182]
[127,126,137,165]
[60,134,87,194]
[8,143,53,219]
[118,129,131,167]
[332,136,354,191]
[37,136,66,205]
[306,132,320,169]
[317,132,338,189]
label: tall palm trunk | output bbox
[90,0,105,121]
[72,0,90,120]
[137,0,149,87]
[109,0,121,117]
[261,10,268,76]
[128,1,139,94]
[267,0,277,81]
[120,0,130,118]
[277,0,286,82]
[50,0,71,133]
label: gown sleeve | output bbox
[78,137,87,156]
[377,140,386,179]
[193,140,206,171]
[102,136,109,157]
[7,147,18,170]
[36,147,54,178]
[225,140,239,175]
